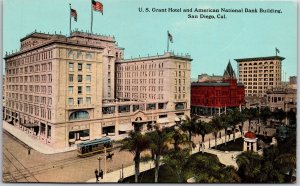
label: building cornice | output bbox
[234,56,285,62]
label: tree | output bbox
[259,107,271,126]
[210,116,223,150]
[169,128,189,151]
[245,108,259,131]
[120,131,150,183]
[195,120,212,153]
[275,153,296,183]
[287,110,296,125]
[179,115,198,142]
[236,151,263,183]
[272,108,286,125]
[146,125,171,183]
[220,113,231,145]
[191,154,241,183]
[162,149,191,183]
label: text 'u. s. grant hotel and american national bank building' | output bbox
[4,31,192,149]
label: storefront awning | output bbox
[118,124,134,132]
[157,118,169,124]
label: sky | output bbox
[3,0,297,79]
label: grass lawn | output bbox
[121,152,217,183]
[213,135,273,151]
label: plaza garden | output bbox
[119,107,296,183]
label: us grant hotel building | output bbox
[4,31,191,148]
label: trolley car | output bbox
[77,137,113,157]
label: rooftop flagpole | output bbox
[167,31,169,52]
[69,3,71,36]
[91,0,93,33]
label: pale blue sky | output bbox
[3,0,297,79]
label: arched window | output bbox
[69,110,89,120]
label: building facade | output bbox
[235,56,284,97]
[4,31,191,149]
[191,61,245,115]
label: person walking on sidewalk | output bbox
[95,169,99,182]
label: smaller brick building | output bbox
[191,61,245,115]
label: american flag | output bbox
[71,8,77,22]
[168,31,173,43]
[92,0,103,15]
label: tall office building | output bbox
[4,31,191,148]
[235,56,284,97]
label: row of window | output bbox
[69,74,92,83]
[6,95,52,105]
[6,102,52,120]
[239,70,280,73]
[68,97,91,105]
[175,79,186,85]
[116,62,165,71]
[238,61,279,66]
[6,85,52,94]
[68,62,91,71]
[6,63,52,76]
[116,92,165,100]
[6,74,52,84]
[68,86,91,94]
[116,86,164,92]
[116,70,164,78]
[7,50,53,68]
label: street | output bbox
[2,130,134,183]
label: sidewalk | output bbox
[3,121,76,154]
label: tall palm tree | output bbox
[179,115,198,142]
[246,108,259,131]
[146,125,171,183]
[220,113,231,145]
[195,120,212,153]
[162,149,191,183]
[120,131,150,183]
[210,116,223,150]
[170,128,189,151]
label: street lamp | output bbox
[97,156,102,173]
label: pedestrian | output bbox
[95,169,99,182]
[28,147,31,155]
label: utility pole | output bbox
[97,156,102,173]
[104,147,107,177]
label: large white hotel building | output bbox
[3,31,191,149]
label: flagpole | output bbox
[91,0,93,33]
[167,31,169,52]
[69,3,72,36]
[275,48,277,56]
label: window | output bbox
[86,75,91,82]
[68,86,73,93]
[69,110,89,120]
[86,86,91,93]
[68,98,74,105]
[78,75,82,82]
[86,97,91,104]
[77,98,83,105]
[69,74,74,82]
[78,86,82,94]
[78,63,82,71]
[86,64,91,71]
[69,63,74,71]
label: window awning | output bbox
[118,124,134,132]
[157,118,169,124]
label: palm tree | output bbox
[162,149,191,183]
[220,113,231,145]
[179,115,198,142]
[246,107,259,131]
[146,125,171,183]
[170,128,189,151]
[275,153,296,183]
[210,116,223,150]
[230,108,243,142]
[239,108,248,136]
[120,131,150,183]
[195,120,212,153]
[236,151,263,183]
[273,108,286,125]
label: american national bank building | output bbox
[191,61,245,116]
[4,31,192,149]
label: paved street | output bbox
[2,130,135,183]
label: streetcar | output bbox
[77,137,113,157]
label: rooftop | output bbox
[117,52,192,63]
[235,56,285,62]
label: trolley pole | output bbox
[97,156,102,174]
[104,147,107,177]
